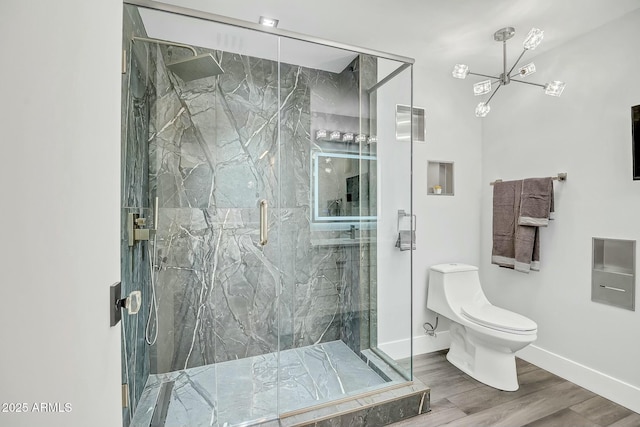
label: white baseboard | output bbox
[378,331,451,360]
[518,345,640,414]
[382,337,640,413]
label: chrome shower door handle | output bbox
[153,196,159,231]
[259,199,268,246]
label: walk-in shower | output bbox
[121,2,422,426]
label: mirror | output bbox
[312,152,377,222]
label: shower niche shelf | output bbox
[427,161,454,195]
[592,238,636,311]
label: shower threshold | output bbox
[131,340,414,427]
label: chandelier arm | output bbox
[469,72,500,79]
[510,79,546,89]
[485,83,503,105]
[503,41,507,83]
[507,50,527,77]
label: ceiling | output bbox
[139,7,360,73]
[144,0,640,72]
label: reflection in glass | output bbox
[313,152,377,222]
[396,104,425,142]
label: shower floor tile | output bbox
[131,340,389,427]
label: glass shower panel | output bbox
[277,38,413,415]
[123,5,282,426]
[370,59,413,377]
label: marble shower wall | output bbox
[121,6,154,427]
[310,55,379,355]
[146,43,377,372]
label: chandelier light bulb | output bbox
[475,102,491,117]
[523,28,544,50]
[452,64,469,79]
[518,62,536,77]
[544,81,566,97]
[473,80,492,96]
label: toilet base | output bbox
[446,322,529,392]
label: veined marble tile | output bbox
[143,47,378,374]
[125,23,383,427]
[131,341,392,427]
[121,6,157,426]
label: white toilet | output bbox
[427,263,537,391]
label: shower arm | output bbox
[132,36,198,56]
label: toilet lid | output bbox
[461,304,537,334]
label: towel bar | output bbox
[490,172,567,186]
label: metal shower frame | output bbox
[123,0,415,65]
[121,0,418,414]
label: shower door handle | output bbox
[259,199,268,246]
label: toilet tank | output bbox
[427,263,487,319]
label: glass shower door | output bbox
[148,21,284,427]
[123,5,283,426]
[276,38,414,415]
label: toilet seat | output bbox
[461,304,537,335]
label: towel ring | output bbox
[397,209,416,232]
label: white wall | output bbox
[376,59,483,359]
[375,61,414,359]
[480,10,640,412]
[0,1,123,427]
[411,63,483,356]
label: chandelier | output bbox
[452,27,566,117]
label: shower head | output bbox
[131,36,224,82]
[166,53,224,82]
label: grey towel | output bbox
[492,180,542,273]
[395,230,416,251]
[519,178,554,226]
[515,224,539,273]
[491,180,520,269]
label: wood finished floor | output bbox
[391,351,640,427]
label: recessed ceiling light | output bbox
[259,16,279,28]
